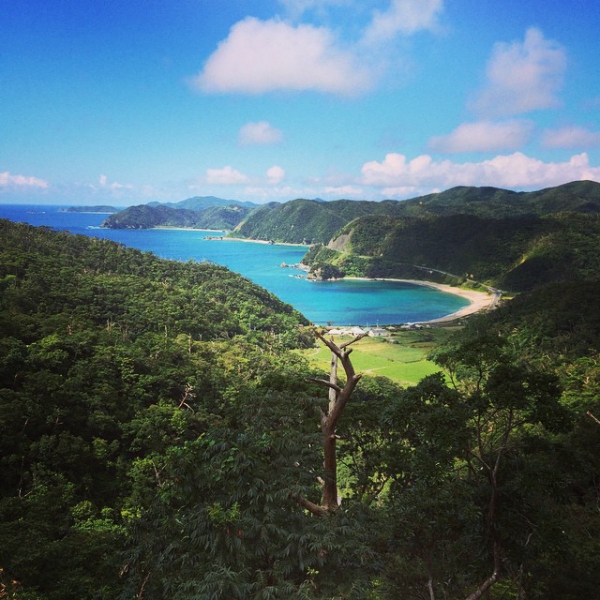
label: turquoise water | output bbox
[0,204,469,325]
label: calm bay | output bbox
[0,204,469,325]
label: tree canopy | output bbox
[1,217,599,599]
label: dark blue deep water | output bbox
[0,204,468,325]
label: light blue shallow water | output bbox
[0,204,469,325]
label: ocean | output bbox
[0,204,469,325]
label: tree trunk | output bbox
[303,329,365,515]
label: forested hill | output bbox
[0,219,307,340]
[0,218,310,597]
[148,195,257,210]
[1,219,600,598]
[306,211,600,292]
[230,180,600,244]
[102,203,252,230]
[101,180,600,243]
[229,199,411,244]
[389,178,600,218]
[294,180,600,291]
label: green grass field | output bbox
[299,328,458,387]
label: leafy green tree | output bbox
[120,356,378,599]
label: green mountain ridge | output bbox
[148,195,257,210]
[231,180,600,244]
[307,212,600,291]
[102,203,252,230]
[230,198,416,244]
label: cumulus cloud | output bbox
[541,126,600,149]
[0,170,49,190]
[361,151,600,193]
[278,0,348,18]
[206,165,250,185]
[362,0,444,44]
[191,17,372,96]
[239,121,283,146]
[266,165,286,184]
[324,184,364,198]
[472,28,566,118]
[99,174,133,191]
[429,120,534,153]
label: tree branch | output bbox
[313,328,366,356]
[292,494,328,518]
[308,377,342,394]
[464,533,501,600]
[587,411,600,426]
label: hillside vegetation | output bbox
[148,195,257,210]
[2,182,600,599]
[231,198,417,244]
[101,182,600,290]
[102,203,252,230]
[305,211,600,291]
[230,180,600,243]
[295,181,600,291]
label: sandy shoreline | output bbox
[345,277,498,324]
[155,230,308,247]
[217,236,309,248]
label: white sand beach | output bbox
[344,277,499,324]
[393,279,498,324]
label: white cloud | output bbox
[362,0,444,44]
[99,174,133,191]
[429,120,533,153]
[541,126,600,149]
[278,0,348,19]
[0,170,49,190]
[206,165,250,185]
[190,17,372,96]
[472,28,566,118]
[361,151,600,193]
[266,165,286,184]
[324,185,364,198]
[239,121,283,146]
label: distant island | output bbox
[102,203,252,231]
[60,205,122,214]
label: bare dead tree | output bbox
[299,329,366,516]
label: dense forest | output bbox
[101,196,258,230]
[299,181,600,289]
[1,184,600,599]
[230,180,600,245]
[102,204,253,231]
[305,211,600,291]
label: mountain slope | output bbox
[306,211,600,291]
[231,198,411,244]
[232,181,600,244]
[399,180,600,218]
[102,204,252,230]
[148,195,257,210]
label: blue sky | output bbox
[2,0,600,205]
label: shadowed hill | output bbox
[102,203,252,230]
[305,211,600,292]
